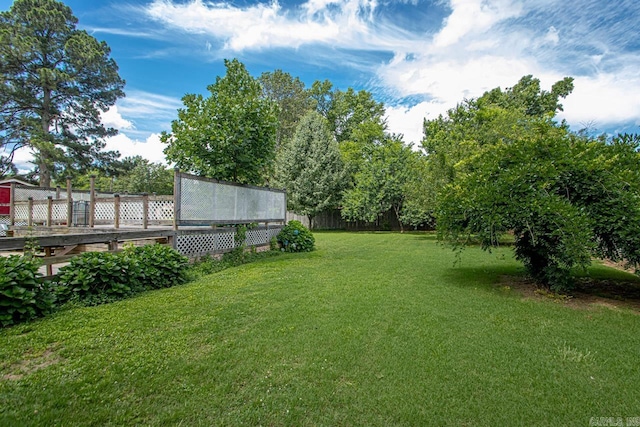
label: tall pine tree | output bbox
[0,0,125,185]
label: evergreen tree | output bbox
[0,0,125,185]
[276,111,344,228]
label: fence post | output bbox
[142,193,149,229]
[55,186,60,199]
[89,175,95,228]
[114,194,120,229]
[173,168,181,231]
[66,177,72,228]
[27,197,33,227]
[9,182,15,226]
[46,196,53,227]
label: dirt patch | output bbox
[1,344,63,381]
[497,275,640,313]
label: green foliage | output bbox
[324,87,386,144]
[436,109,640,291]
[57,251,144,305]
[341,136,417,231]
[259,70,314,151]
[189,247,282,278]
[57,245,189,305]
[276,111,344,226]
[277,220,315,252]
[72,158,173,195]
[124,244,189,289]
[0,255,53,327]
[163,58,278,185]
[0,0,125,185]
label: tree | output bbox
[438,122,640,291]
[259,70,313,151]
[431,75,640,291]
[0,0,125,186]
[422,75,574,187]
[276,111,344,228]
[73,157,173,194]
[163,59,277,185]
[342,135,416,232]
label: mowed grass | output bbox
[1,232,639,426]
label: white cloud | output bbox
[105,133,169,165]
[143,0,389,51]
[543,26,560,45]
[433,0,522,48]
[559,71,640,128]
[101,106,134,130]
[378,55,541,104]
[135,0,640,136]
[385,102,437,146]
[117,90,182,120]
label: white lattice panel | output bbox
[245,228,266,246]
[32,204,48,221]
[95,202,115,221]
[71,192,91,201]
[267,227,282,241]
[177,233,217,256]
[52,203,68,221]
[217,232,236,250]
[149,200,174,221]
[14,205,28,220]
[120,201,143,222]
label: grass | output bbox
[1,232,639,426]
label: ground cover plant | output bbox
[1,233,639,426]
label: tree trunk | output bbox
[307,215,314,230]
[39,89,52,188]
[393,204,404,233]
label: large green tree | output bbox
[259,70,313,151]
[431,75,640,291]
[420,75,574,216]
[0,0,125,185]
[276,111,344,228]
[342,136,416,232]
[163,59,277,185]
[438,121,640,291]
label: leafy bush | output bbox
[125,244,189,289]
[57,252,144,305]
[277,220,315,252]
[57,245,189,305]
[1,255,54,327]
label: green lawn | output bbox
[1,232,639,426]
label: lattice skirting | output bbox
[176,225,283,258]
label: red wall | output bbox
[0,185,10,215]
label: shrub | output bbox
[125,244,189,289]
[0,255,54,327]
[277,220,315,252]
[57,251,144,306]
[57,245,190,306]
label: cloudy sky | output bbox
[3,0,640,169]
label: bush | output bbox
[277,220,315,252]
[57,251,144,305]
[125,244,189,289]
[57,244,189,305]
[0,255,54,327]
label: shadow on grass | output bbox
[445,262,640,311]
[442,264,526,288]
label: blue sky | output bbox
[3,0,640,167]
